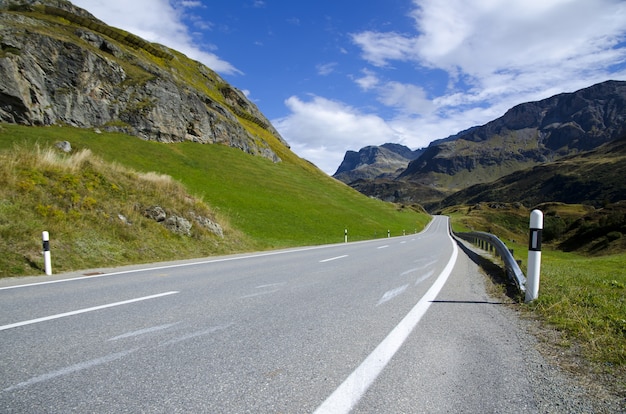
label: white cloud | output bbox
[273,96,402,174]
[354,69,380,91]
[377,82,434,116]
[316,62,338,76]
[353,0,626,103]
[71,0,241,75]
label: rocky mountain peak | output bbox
[333,143,423,183]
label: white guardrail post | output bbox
[42,231,52,276]
[345,228,348,243]
[525,210,543,302]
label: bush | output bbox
[607,231,622,242]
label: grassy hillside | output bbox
[0,123,429,276]
[439,135,626,209]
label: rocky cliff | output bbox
[333,143,423,183]
[0,0,288,161]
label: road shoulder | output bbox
[457,238,625,413]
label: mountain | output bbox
[0,0,288,161]
[336,80,626,207]
[333,143,423,183]
[437,133,626,209]
[400,80,626,190]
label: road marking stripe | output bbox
[415,270,435,286]
[3,349,138,392]
[240,289,281,299]
[0,291,179,331]
[314,218,458,414]
[108,322,179,341]
[377,245,389,249]
[376,284,409,306]
[319,255,348,263]
[255,282,286,289]
[160,323,233,346]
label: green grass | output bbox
[0,124,429,275]
[0,141,250,276]
[529,251,626,366]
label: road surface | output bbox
[0,216,557,412]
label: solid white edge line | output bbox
[313,217,458,414]
[0,291,179,331]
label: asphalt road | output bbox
[0,216,549,413]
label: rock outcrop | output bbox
[0,0,288,162]
[143,205,224,238]
[333,143,423,183]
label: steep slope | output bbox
[0,0,287,161]
[333,143,423,182]
[438,134,626,209]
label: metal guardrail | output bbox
[453,231,526,293]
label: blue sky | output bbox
[72,0,626,174]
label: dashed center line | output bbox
[0,291,179,331]
[377,245,389,249]
[320,255,348,263]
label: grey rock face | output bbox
[163,216,192,236]
[333,144,423,183]
[0,2,287,162]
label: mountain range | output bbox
[334,80,626,210]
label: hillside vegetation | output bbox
[439,134,626,210]
[0,124,429,277]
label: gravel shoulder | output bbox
[457,238,626,413]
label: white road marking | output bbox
[319,255,348,263]
[400,267,419,276]
[255,282,286,289]
[413,258,438,268]
[0,291,179,331]
[240,289,281,299]
[314,220,458,414]
[415,270,435,286]
[108,322,179,341]
[377,245,389,249]
[3,348,138,392]
[160,324,233,346]
[376,284,409,306]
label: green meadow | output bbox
[0,123,429,276]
